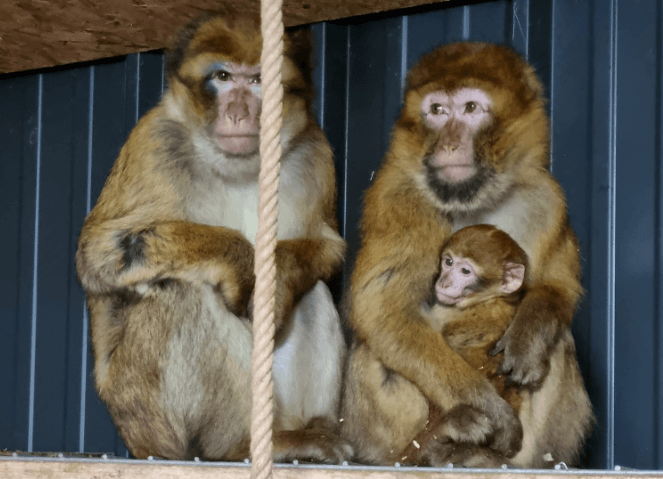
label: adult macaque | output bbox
[341,42,588,467]
[76,14,350,462]
[397,225,593,467]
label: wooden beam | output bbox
[2,457,663,479]
[0,0,450,74]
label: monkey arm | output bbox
[77,218,255,315]
[493,220,583,386]
[352,253,499,406]
[349,177,521,455]
[272,228,345,326]
[350,251,522,456]
[265,126,345,328]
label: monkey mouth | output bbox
[424,158,492,205]
[439,164,477,182]
[435,291,462,306]
[215,134,259,156]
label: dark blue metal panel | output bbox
[0,73,40,452]
[317,22,350,241]
[468,0,511,43]
[341,15,405,275]
[585,0,619,470]
[137,52,165,118]
[614,0,660,470]
[31,66,91,453]
[549,0,608,468]
[407,5,467,70]
[657,1,663,468]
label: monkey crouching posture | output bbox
[397,225,593,467]
[341,42,593,468]
[76,14,351,462]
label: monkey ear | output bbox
[500,262,525,294]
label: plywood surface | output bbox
[0,0,450,74]
[2,457,663,479]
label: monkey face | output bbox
[421,88,492,183]
[435,252,480,306]
[398,42,549,213]
[164,16,312,160]
[207,62,262,156]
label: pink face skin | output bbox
[420,88,492,183]
[210,62,262,156]
[435,253,479,306]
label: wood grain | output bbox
[2,457,662,479]
[0,0,451,74]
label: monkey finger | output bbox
[488,339,506,357]
[480,397,523,457]
[436,405,492,445]
[426,442,512,469]
[272,427,354,464]
[496,337,550,386]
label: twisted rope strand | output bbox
[251,0,283,477]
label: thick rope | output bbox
[251,0,283,477]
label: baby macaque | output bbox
[398,225,593,468]
[429,224,527,404]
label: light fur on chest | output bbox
[185,169,309,244]
[451,188,554,260]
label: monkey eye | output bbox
[250,74,261,84]
[444,257,453,267]
[215,70,232,81]
[464,101,477,113]
[461,267,471,275]
[431,103,444,115]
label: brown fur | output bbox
[433,299,520,402]
[77,14,350,462]
[397,226,592,467]
[340,42,591,467]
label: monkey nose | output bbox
[442,144,459,155]
[226,102,249,124]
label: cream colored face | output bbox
[421,87,492,183]
[207,62,262,156]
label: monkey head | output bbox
[163,14,313,177]
[393,42,549,214]
[435,225,528,308]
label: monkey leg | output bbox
[510,329,594,468]
[226,282,351,464]
[97,281,253,460]
[269,281,352,463]
[340,342,429,465]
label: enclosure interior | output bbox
[1,0,662,471]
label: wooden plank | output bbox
[2,458,663,479]
[0,0,450,74]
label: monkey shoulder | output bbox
[362,171,447,246]
[451,180,566,260]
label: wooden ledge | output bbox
[0,0,451,74]
[2,456,663,479]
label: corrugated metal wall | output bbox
[1,0,661,470]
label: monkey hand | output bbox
[434,405,493,446]
[424,441,511,468]
[268,234,345,329]
[445,394,522,458]
[272,417,354,464]
[489,287,563,385]
[245,276,298,328]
